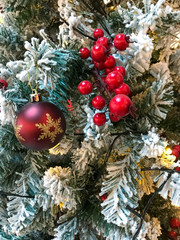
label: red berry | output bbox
[105,67,115,75]
[114,83,130,96]
[0,79,8,90]
[100,193,108,202]
[114,66,126,77]
[170,218,180,229]
[168,231,177,240]
[109,94,132,117]
[172,149,179,159]
[109,112,121,122]
[107,86,113,92]
[79,47,90,59]
[104,56,116,68]
[92,96,106,110]
[93,113,106,126]
[173,145,180,152]
[78,81,93,95]
[106,71,123,90]
[175,167,180,172]
[91,45,106,62]
[93,29,104,39]
[94,61,105,70]
[114,34,129,51]
[96,37,109,49]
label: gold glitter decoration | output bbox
[48,166,71,178]
[35,113,63,143]
[138,171,155,195]
[14,124,25,141]
[59,202,64,211]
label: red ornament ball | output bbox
[94,61,105,70]
[93,28,104,39]
[92,96,106,110]
[93,113,106,126]
[175,167,180,172]
[79,47,90,59]
[109,112,121,122]
[109,94,132,117]
[168,231,177,240]
[114,83,130,96]
[91,45,106,62]
[0,79,8,90]
[170,218,180,229]
[100,193,108,202]
[14,101,66,151]
[172,149,179,159]
[96,37,109,49]
[78,81,93,95]
[114,34,129,51]
[104,55,116,68]
[173,145,180,152]
[105,67,115,75]
[106,71,123,90]
[114,66,126,77]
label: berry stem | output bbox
[103,102,110,114]
[93,70,112,100]
[41,2,96,41]
[79,0,112,40]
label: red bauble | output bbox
[109,94,132,117]
[106,71,123,90]
[78,81,93,95]
[92,96,106,110]
[93,28,104,39]
[104,56,116,68]
[105,67,115,75]
[173,145,180,152]
[170,218,180,229]
[172,149,179,159]
[94,61,105,70]
[114,34,129,51]
[109,112,121,122]
[14,101,66,151]
[79,47,90,59]
[96,37,109,49]
[91,45,106,62]
[93,113,106,126]
[175,167,180,172]
[0,79,8,90]
[114,66,126,77]
[114,83,130,96]
[168,231,177,240]
[100,193,108,202]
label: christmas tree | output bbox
[0,0,180,239]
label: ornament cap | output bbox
[30,91,41,102]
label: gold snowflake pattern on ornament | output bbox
[14,124,25,141]
[35,113,63,143]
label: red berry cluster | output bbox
[168,218,180,239]
[172,145,180,160]
[78,28,133,126]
